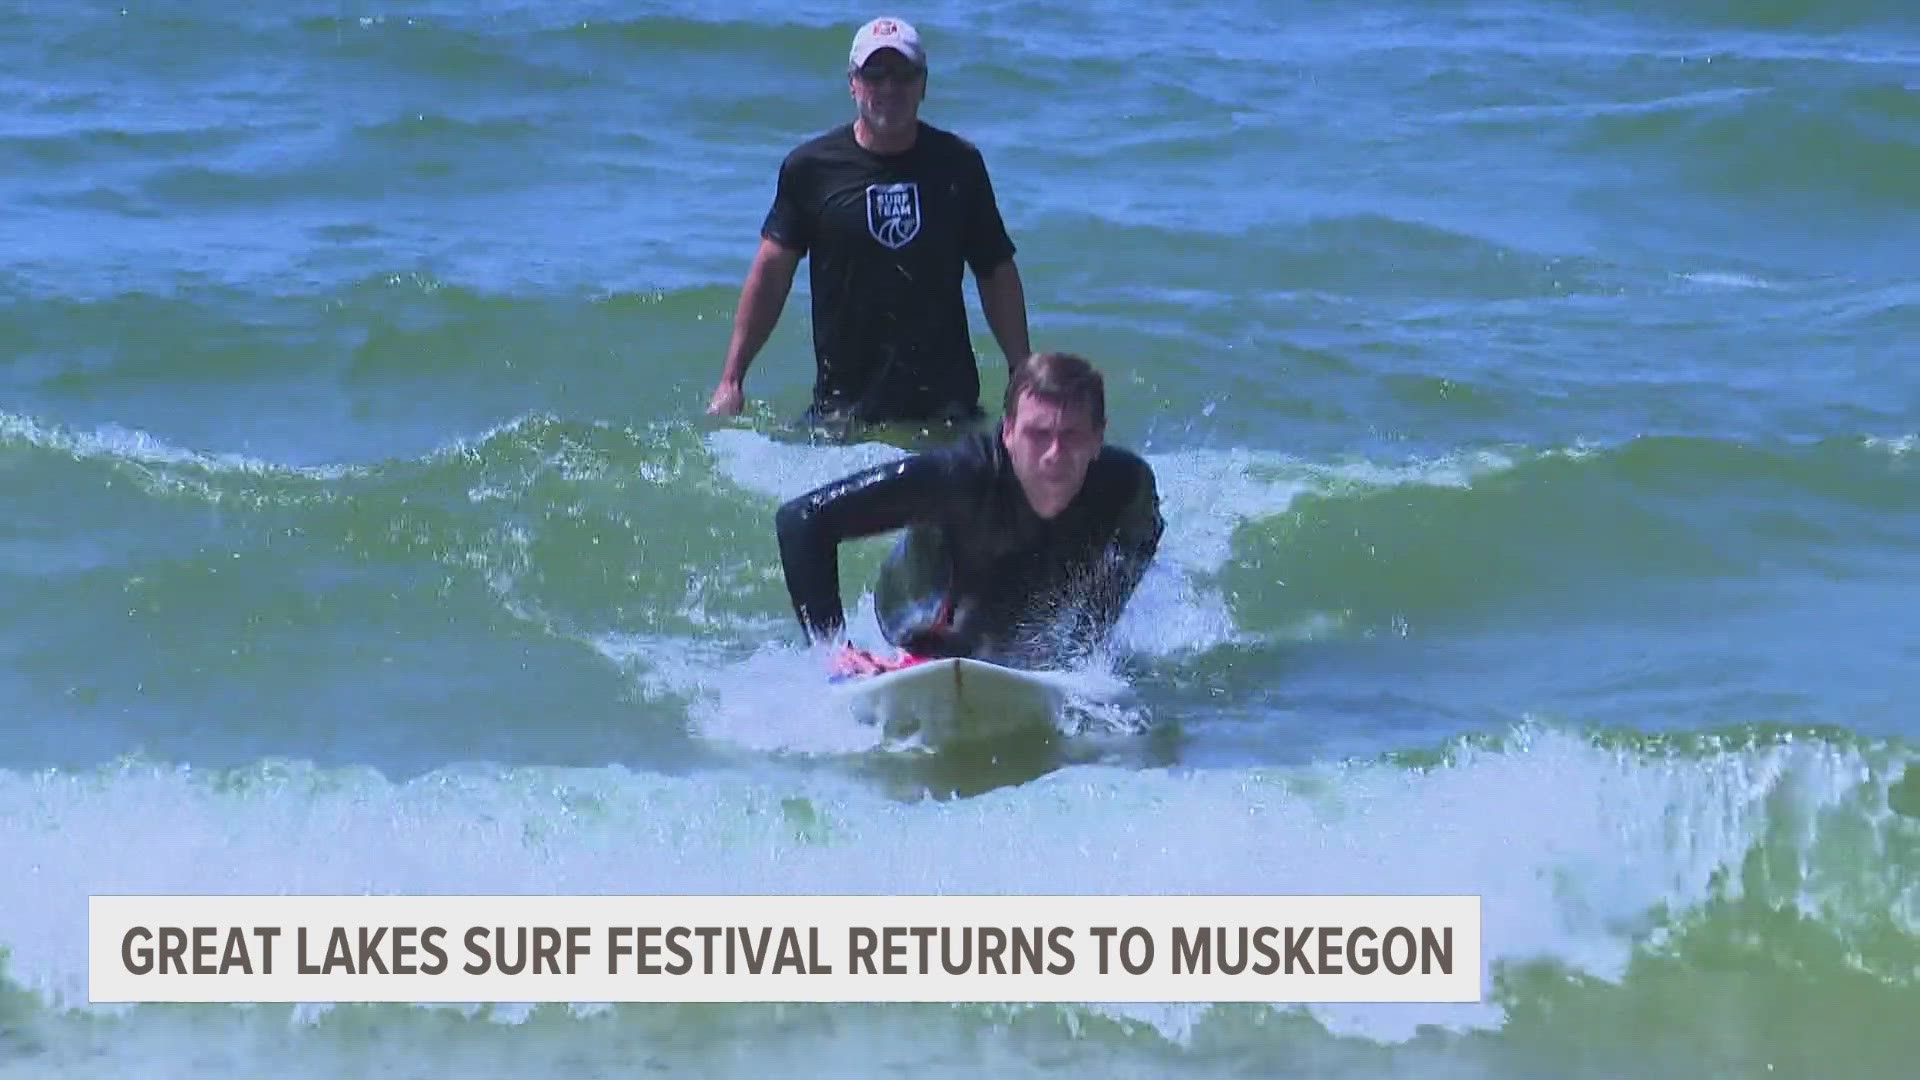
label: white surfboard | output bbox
[834,657,1068,747]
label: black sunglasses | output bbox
[855,65,923,85]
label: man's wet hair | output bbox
[1004,351,1105,427]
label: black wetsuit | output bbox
[761,121,1017,424]
[775,431,1164,669]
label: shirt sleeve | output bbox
[760,148,812,253]
[961,143,1017,276]
[774,448,977,644]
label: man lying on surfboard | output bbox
[775,351,1165,675]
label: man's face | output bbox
[849,49,925,134]
[1002,390,1103,519]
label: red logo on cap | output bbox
[871,19,898,35]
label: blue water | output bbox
[2,1,1916,1077]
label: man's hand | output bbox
[707,379,744,416]
[827,643,926,678]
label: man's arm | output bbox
[974,258,1031,372]
[711,148,811,416]
[708,237,802,415]
[959,142,1030,370]
[775,451,969,645]
[1082,464,1165,641]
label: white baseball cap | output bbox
[849,17,926,70]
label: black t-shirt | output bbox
[761,121,1018,423]
[774,430,1164,668]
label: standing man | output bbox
[706,16,1032,431]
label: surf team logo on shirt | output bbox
[866,182,921,249]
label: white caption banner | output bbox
[91,894,1482,1004]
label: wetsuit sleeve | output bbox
[774,451,972,644]
[960,143,1016,275]
[1085,462,1165,639]
[760,148,812,253]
